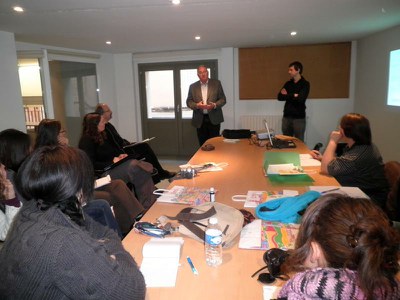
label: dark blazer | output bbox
[186,78,226,128]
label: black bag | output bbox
[222,129,251,139]
[251,248,289,284]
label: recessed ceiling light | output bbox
[171,0,181,4]
[195,36,201,40]
[106,41,112,45]
[381,8,386,14]
[290,31,297,36]
[13,6,24,12]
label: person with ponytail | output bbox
[278,194,400,300]
[0,145,145,299]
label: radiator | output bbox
[240,115,282,133]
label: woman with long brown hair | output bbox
[79,113,157,210]
[278,194,400,299]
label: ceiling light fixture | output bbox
[290,31,297,36]
[13,6,24,12]
[106,41,112,45]
[195,36,201,40]
[171,0,181,5]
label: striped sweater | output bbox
[278,268,400,299]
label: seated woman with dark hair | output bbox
[311,113,389,207]
[0,163,20,241]
[0,129,31,182]
[0,145,146,299]
[79,113,157,209]
[1,127,120,236]
[278,194,400,299]
[36,119,145,235]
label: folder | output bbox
[263,152,314,185]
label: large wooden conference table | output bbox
[122,137,339,300]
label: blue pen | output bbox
[186,256,199,275]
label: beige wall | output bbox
[355,25,400,162]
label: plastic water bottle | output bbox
[205,217,223,267]
[209,187,216,202]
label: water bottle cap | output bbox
[209,217,218,225]
[210,187,215,192]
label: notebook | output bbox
[264,120,296,149]
[140,237,184,287]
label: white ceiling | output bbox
[0,0,399,54]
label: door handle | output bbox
[176,104,180,113]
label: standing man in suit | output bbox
[186,65,226,146]
[277,61,310,141]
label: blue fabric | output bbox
[255,191,321,223]
[83,199,122,238]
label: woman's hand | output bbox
[3,178,16,200]
[310,150,322,161]
[113,154,128,163]
[329,130,342,144]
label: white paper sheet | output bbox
[140,237,184,287]
[299,154,322,167]
[238,219,262,249]
[94,175,111,189]
[309,186,369,198]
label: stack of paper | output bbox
[155,186,212,206]
[239,220,299,250]
[244,190,299,208]
[140,237,184,287]
[309,186,369,198]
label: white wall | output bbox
[0,31,26,132]
[355,25,400,162]
[6,26,400,160]
[112,53,138,141]
[12,40,357,149]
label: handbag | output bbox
[163,202,244,248]
[222,129,251,139]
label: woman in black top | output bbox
[79,113,157,210]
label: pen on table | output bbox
[321,187,340,194]
[187,256,199,275]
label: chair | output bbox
[384,161,400,222]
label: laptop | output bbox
[264,120,296,149]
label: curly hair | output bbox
[81,113,106,145]
[283,194,400,300]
